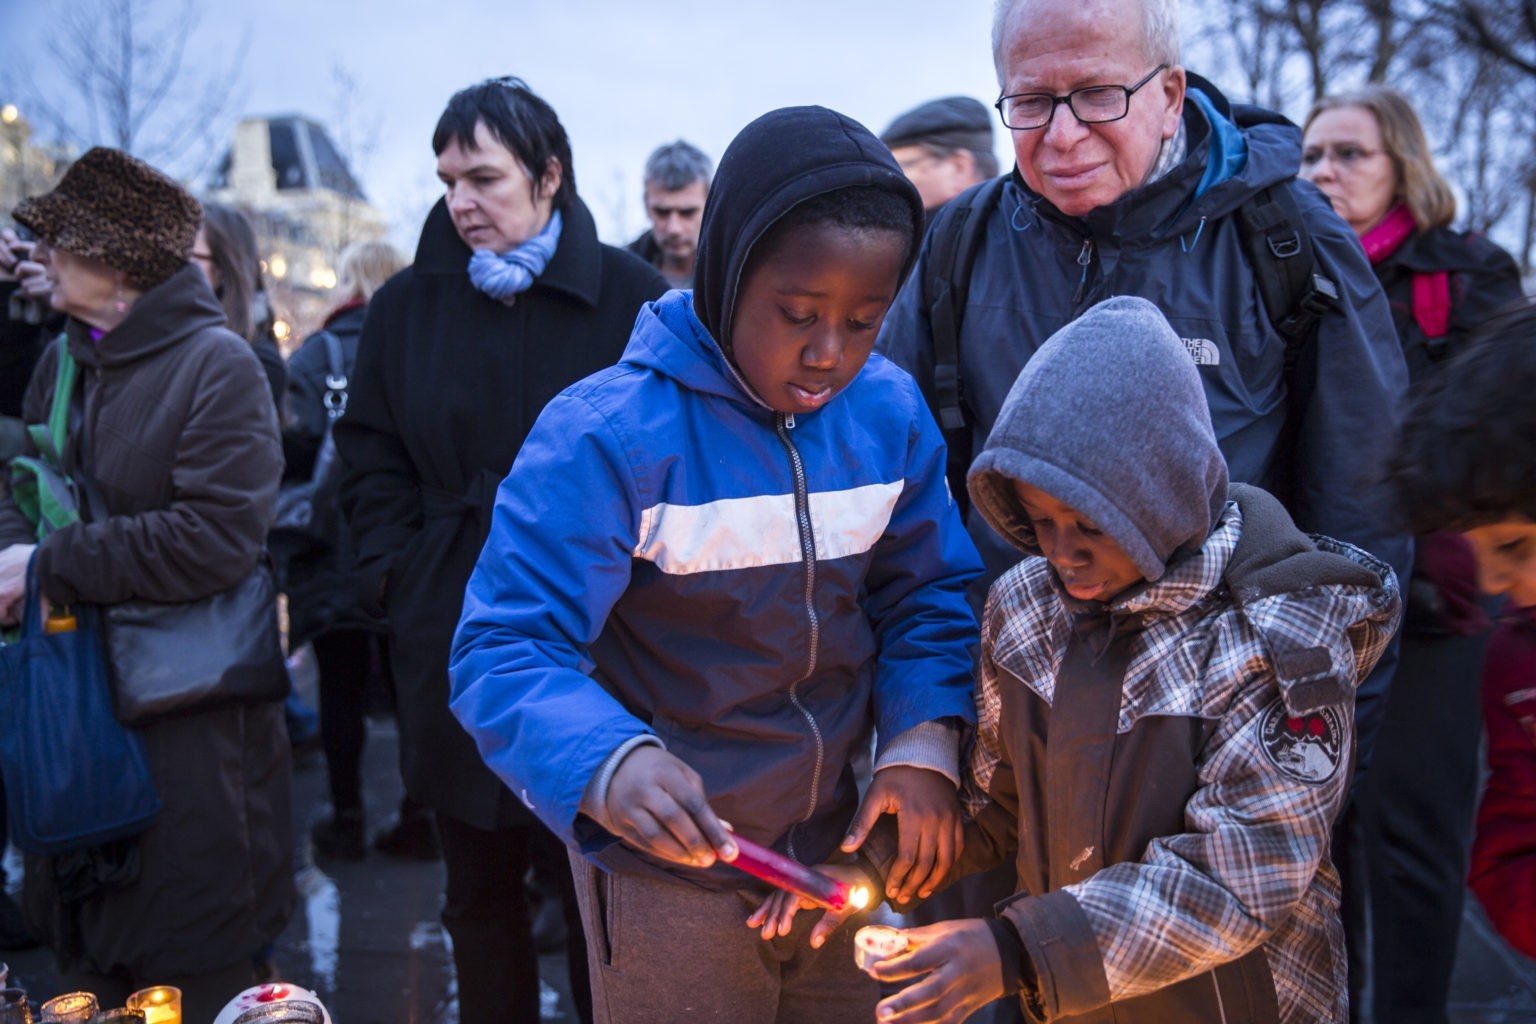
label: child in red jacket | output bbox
[1393,299,1536,960]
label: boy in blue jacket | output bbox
[449,105,982,1022]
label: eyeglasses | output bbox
[995,65,1168,131]
[894,151,944,175]
[1300,143,1384,169]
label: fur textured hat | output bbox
[13,147,202,289]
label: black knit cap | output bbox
[692,105,924,350]
[13,147,203,290]
[880,96,994,154]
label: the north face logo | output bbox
[1182,337,1220,365]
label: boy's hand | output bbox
[743,862,874,947]
[842,766,962,903]
[870,919,1003,1023]
[605,745,737,868]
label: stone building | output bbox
[207,115,387,349]
[1,104,74,231]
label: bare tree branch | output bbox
[11,0,248,176]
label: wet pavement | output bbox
[3,646,581,1024]
[2,646,1534,1023]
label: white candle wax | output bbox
[854,924,909,973]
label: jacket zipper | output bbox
[776,411,825,861]
[1071,238,1095,305]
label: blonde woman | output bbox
[278,240,415,863]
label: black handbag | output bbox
[0,555,161,854]
[102,556,291,725]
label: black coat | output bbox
[278,302,372,647]
[1372,225,1524,387]
[334,196,667,828]
[1372,225,1523,635]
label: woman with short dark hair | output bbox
[334,77,666,1023]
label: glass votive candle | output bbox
[126,986,181,1024]
[37,990,97,1023]
[94,1011,147,1024]
[0,986,31,1024]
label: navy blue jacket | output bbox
[879,79,1412,762]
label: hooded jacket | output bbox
[878,77,1411,763]
[963,492,1398,1023]
[449,106,980,887]
[941,300,1403,1023]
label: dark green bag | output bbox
[7,335,80,543]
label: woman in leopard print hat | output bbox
[0,148,293,1022]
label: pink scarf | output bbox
[1359,203,1417,265]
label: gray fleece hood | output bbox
[968,295,1229,582]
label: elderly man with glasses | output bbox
[877,3,1410,1017]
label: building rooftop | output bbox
[209,115,366,201]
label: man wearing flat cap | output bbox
[881,96,999,218]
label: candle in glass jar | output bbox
[127,985,182,1024]
[38,991,98,1023]
[721,834,870,912]
[94,1010,146,1024]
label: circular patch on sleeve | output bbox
[1259,702,1345,783]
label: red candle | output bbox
[722,834,870,912]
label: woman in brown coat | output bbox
[0,148,292,1022]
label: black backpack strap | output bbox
[924,176,1008,511]
[1234,183,1340,371]
[317,330,348,422]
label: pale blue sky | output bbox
[5,0,1011,249]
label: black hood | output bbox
[692,105,924,349]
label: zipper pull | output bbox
[1071,239,1094,305]
[784,413,795,430]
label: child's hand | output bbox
[605,745,736,868]
[841,766,962,903]
[742,863,874,948]
[869,919,1003,1023]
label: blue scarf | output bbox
[467,209,563,304]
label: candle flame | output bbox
[850,885,870,910]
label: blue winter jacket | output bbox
[449,289,981,886]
